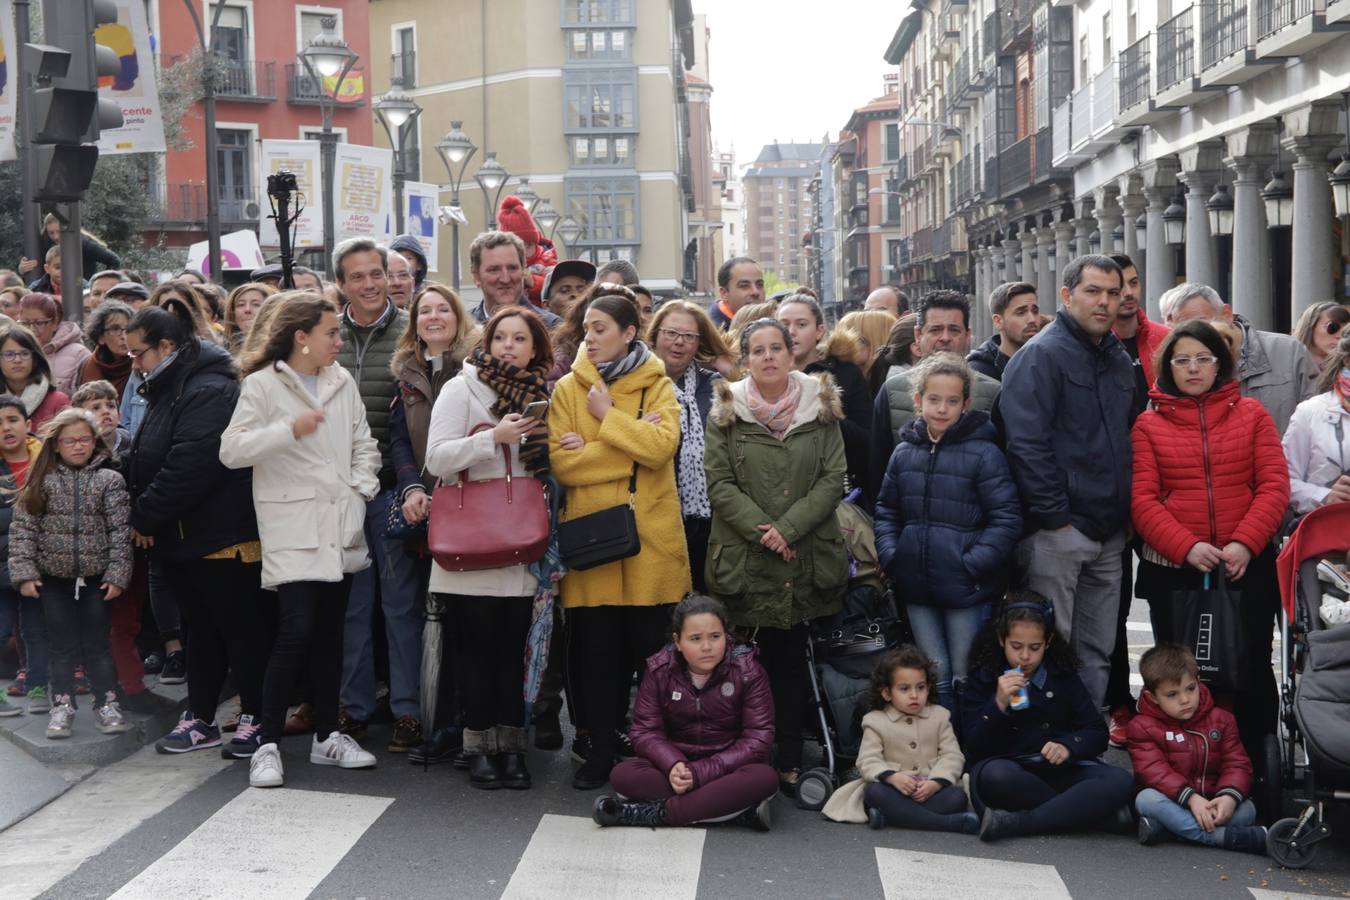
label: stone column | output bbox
[1020,226,1037,291]
[1118,186,1146,275]
[1074,219,1094,258]
[1093,186,1122,257]
[1283,100,1343,323]
[1224,124,1277,332]
[1140,157,1181,321]
[1177,140,1224,289]
[1003,236,1021,282]
[972,248,988,341]
[1053,219,1076,313]
[1036,226,1057,309]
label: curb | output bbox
[0,681,186,768]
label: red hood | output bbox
[1135,678,1215,727]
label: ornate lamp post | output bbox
[298,16,359,277]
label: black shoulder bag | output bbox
[556,387,645,571]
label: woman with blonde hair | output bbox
[223,282,278,353]
[1293,301,1350,371]
[839,310,897,381]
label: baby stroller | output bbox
[1267,502,1350,868]
[795,495,910,811]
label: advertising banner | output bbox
[0,1,16,162]
[186,229,266,278]
[96,0,167,155]
[259,139,323,248]
[403,181,440,273]
[333,143,393,244]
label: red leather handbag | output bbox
[427,432,549,572]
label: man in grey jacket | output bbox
[1162,283,1319,434]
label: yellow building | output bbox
[368,0,698,293]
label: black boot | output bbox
[533,712,563,751]
[1222,825,1270,855]
[464,728,501,790]
[979,807,1032,842]
[497,726,531,789]
[593,795,667,828]
[728,798,772,832]
[408,726,462,765]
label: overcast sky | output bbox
[693,0,899,169]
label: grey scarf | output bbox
[595,340,652,384]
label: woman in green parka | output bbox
[704,317,848,795]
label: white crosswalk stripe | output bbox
[874,847,1072,900]
[500,813,705,900]
[1249,890,1347,900]
[109,787,393,900]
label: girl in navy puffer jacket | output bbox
[593,594,778,830]
[874,354,1022,711]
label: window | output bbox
[1103,12,1112,65]
[212,4,249,64]
[570,135,632,166]
[886,194,901,224]
[215,128,254,221]
[567,29,633,62]
[563,69,638,131]
[298,9,340,51]
[300,126,347,141]
[1080,34,1089,83]
[564,176,639,245]
[561,0,634,26]
[393,25,416,87]
[884,123,900,162]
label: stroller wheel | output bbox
[1267,817,1321,869]
[795,767,834,811]
[1260,733,1283,823]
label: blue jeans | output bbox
[905,602,990,711]
[0,586,48,689]
[340,489,424,721]
[1135,788,1258,846]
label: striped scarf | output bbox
[470,346,551,477]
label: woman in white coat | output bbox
[424,305,553,790]
[1283,334,1350,515]
[219,293,382,788]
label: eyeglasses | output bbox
[104,325,127,335]
[657,327,699,345]
[1170,354,1219,369]
[57,435,95,448]
[19,318,52,329]
[126,346,152,359]
[0,350,32,362]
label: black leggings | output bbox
[977,759,1134,833]
[444,593,531,731]
[1104,544,1137,712]
[42,576,117,705]
[167,557,275,723]
[567,604,671,763]
[753,623,810,770]
[260,578,351,745]
[864,781,971,832]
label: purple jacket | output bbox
[630,642,774,788]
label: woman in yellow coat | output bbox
[549,284,691,791]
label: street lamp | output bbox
[475,152,510,229]
[513,178,541,215]
[374,87,423,235]
[436,120,478,293]
[1333,92,1350,217]
[1135,212,1147,248]
[299,16,359,278]
[1088,229,1101,254]
[1205,183,1235,237]
[1261,170,1293,228]
[556,216,584,253]
[533,199,561,240]
[1162,193,1186,245]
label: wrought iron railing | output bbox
[1255,0,1314,40]
[147,182,257,224]
[1119,36,1152,109]
[1157,7,1195,91]
[391,51,416,87]
[217,59,276,98]
[1201,0,1249,68]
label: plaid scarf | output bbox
[470,346,551,477]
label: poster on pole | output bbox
[403,181,440,273]
[95,0,167,155]
[0,0,16,162]
[258,140,323,248]
[333,144,393,244]
[186,229,266,278]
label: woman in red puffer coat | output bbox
[592,595,777,830]
[1131,319,1290,758]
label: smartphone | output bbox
[523,400,549,420]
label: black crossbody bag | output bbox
[556,388,645,571]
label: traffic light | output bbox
[25,0,125,202]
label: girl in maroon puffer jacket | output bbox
[1130,320,1290,759]
[593,594,777,830]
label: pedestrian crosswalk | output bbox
[875,848,1072,900]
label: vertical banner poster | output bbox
[258,140,323,248]
[403,181,440,273]
[96,0,167,154]
[0,0,16,162]
[334,144,393,244]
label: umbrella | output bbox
[418,590,447,768]
[523,478,568,722]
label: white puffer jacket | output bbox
[1283,390,1350,514]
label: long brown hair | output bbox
[646,300,731,365]
[479,306,554,371]
[223,282,278,343]
[240,293,336,378]
[18,408,106,516]
[150,279,217,343]
[391,283,478,377]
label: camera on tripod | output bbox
[267,170,299,201]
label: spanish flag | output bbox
[325,68,364,103]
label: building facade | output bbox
[884,0,1350,346]
[151,0,375,253]
[367,0,699,291]
[743,141,823,286]
[835,80,905,311]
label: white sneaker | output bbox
[250,742,285,788]
[310,732,376,769]
[94,693,129,734]
[46,700,74,739]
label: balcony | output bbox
[286,64,367,106]
[1000,0,1039,52]
[1117,36,1166,126]
[391,51,416,88]
[1156,7,1219,106]
[1254,0,1350,56]
[984,155,1000,199]
[1090,62,1125,140]
[1198,0,1278,85]
[1051,97,1072,165]
[147,182,258,229]
[1000,134,1033,197]
[216,59,276,101]
[912,226,934,261]
[983,11,1000,68]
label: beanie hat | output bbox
[498,196,541,245]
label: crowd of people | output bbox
[0,195,1348,856]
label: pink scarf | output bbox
[746,375,802,441]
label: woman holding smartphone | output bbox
[422,306,554,790]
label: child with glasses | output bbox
[8,407,133,739]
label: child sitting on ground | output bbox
[822,644,975,833]
[1127,643,1271,855]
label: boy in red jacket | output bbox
[1127,644,1271,855]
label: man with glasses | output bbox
[1161,282,1319,434]
[866,290,1002,505]
[386,250,415,309]
[998,255,1135,711]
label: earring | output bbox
[301,345,311,355]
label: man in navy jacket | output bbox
[996,255,1135,711]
